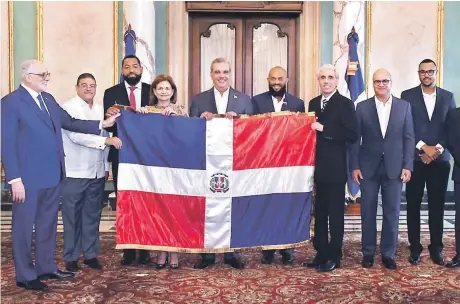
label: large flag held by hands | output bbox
[115,111,315,252]
[345,28,365,201]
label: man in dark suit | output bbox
[303,64,358,272]
[103,55,151,266]
[1,60,119,291]
[190,57,252,269]
[401,59,456,266]
[351,68,415,270]
[446,107,460,268]
[252,66,304,265]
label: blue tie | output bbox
[37,94,49,116]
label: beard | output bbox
[123,73,142,86]
[268,84,286,98]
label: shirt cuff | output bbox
[97,137,108,150]
[99,120,103,130]
[416,140,426,150]
[436,144,444,154]
[8,178,22,184]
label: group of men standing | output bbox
[2,55,460,292]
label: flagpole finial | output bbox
[128,23,132,31]
[351,26,356,33]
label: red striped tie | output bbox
[129,87,136,110]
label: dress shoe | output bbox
[194,259,215,269]
[38,270,75,280]
[280,251,294,265]
[224,257,245,269]
[139,256,152,265]
[430,252,445,265]
[65,261,80,272]
[16,279,48,291]
[408,253,421,265]
[382,256,397,270]
[120,257,135,266]
[446,255,460,268]
[362,256,374,268]
[317,260,340,272]
[303,256,320,268]
[84,258,102,270]
[261,253,274,265]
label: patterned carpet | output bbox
[1,232,460,303]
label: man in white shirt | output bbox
[401,59,457,266]
[351,68,415,270]
[60,73,122,272]
[189,57,252,269]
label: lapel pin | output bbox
[233,95,237,99]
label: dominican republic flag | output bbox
[115,111,316,252]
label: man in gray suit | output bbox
[190,57,252,269]
[351,68,415,270]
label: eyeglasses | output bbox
[28,72,51,79]
[418,69,436,76]
[373,79,391,86]
[79,84,97,89]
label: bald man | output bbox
[350,69,415,270]
[1,60,119,290]
[252,66,305,265]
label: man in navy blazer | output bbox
[351,68,415,270]
[401,59,456,266]
[252,66,304,265]
[1,60,119,291]
[190,57,252,269]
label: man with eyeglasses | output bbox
[59,73,123,273]
[351,68,415,270]
[1,60,119,291]
[401,59,456,266]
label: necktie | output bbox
[37,94,50,116]
[129,87,136,110]
[321,98,328,112]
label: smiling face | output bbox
[76,77,97,103]
[122,57,143,86]
[210,61,231,92]
[418,61,437,88]
[23,62,50,93]
[153,80,174,103]
[317,68,338,96]
[372,69,392,100]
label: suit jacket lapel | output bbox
[417,86,430,121]
[209,88,218,114]
[19,86,54,130]
[431,87,443,122]
[141,83,150,107]
[265,92,276,113]
[117,83,130,106]
[370,99,384,139]
[226,88,236,113]
[385,97,397,138]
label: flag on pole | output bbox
[120,24,137,83]
[345,28,365,201]
[115,112,315,252]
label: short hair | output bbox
[210,57,231,73]
[149,74,178,105]
[76,73,96,86]
[122,54,141,67]
[419,59,437,69]
[316,64,339,79]
[21,59,41,79]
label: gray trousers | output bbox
[361,161,403,258]
[61,177,105,262]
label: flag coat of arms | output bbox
[115,111,315,252]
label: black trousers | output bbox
[455,182,460,255]
[314,181,345,263]
[406,160,450,254]
[112,160,150,261]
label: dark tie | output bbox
[321,98,328,112]
[129,87,136,110]
[37,94,49,116]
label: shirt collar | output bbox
[214,87,230,97]
[74,95,92,107]
[271,94,286,103]
[125,81,142,90]
[21,83,41,99]
[421,85,436,97]
[375,95,393,106]
[322,89,337,102]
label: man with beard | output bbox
[190,57,252,269]
[402,59,456,266]
[103,55,151,266]
[252,66,305,265]
[303,64,358,272]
